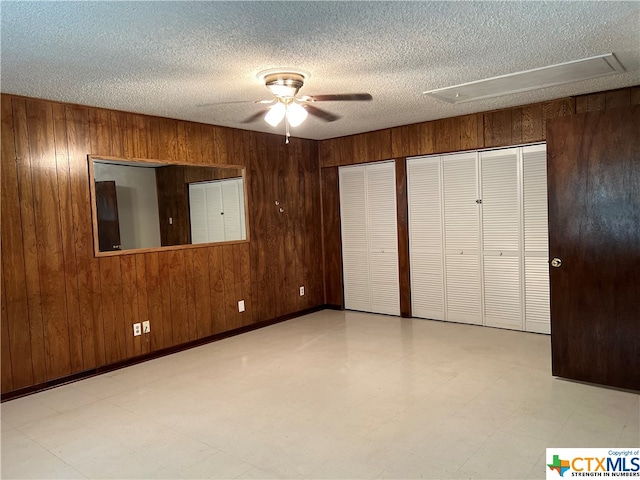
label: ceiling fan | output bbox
[242,69,372,143]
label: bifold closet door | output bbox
[221,178,246,241]
[480,148,522,330]
[522,145,550,333]
[366,163,400,315]
[442,153,482,325]
[407,157,445,321]
[339,161,399,316]
[339,166,371,312]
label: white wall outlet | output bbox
[133,323,141,336]
[299,286,305,296]
[238,300,245,312]
[169,217,173,225]
[142,320,150,333]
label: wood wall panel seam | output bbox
[52,102,84,373]
[2,96,36,387]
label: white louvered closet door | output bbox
[442,152,482,325]
[339,166,371,312]
[221,179,245,241]
[205,182,225,243]
[407,157,445,321]
[366,162,400,316]
[189,184,208,244]
[522,144,550,333]
[480,148,522,330]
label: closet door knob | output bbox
[551,258,562,268]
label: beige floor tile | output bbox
[1,310,637,480]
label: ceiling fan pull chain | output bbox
[285,115,290,144]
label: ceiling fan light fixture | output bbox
[287,102,308,127]
[259,70,308,99]
[265,102,286,126]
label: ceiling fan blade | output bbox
[308,93,373,102]
[306,105,340,122]
[198,99,273,108]
[240,110,267,124]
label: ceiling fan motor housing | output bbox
[264,72,306,98]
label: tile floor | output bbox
[1,310,638,479]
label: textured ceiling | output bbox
[1,1,639,140]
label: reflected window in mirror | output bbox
[90,156,248,256]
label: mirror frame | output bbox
[88,155,250,257]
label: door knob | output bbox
[551,258,562,268]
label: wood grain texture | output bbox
[208,247,227,334]
[435,117,461,153]
[52,103,84,374]
[391,121,436,158]
[1,93,325,395]
[223,243,252,329]
[65,104,105,369]
[134,254,150,355]
[12,98,47,384]
[484,109,513,148]
[1,96,35,388]
[542,98,575,140]
[27,99,72,380]
[2,87,637,394]
[460,114,483,151]
[168,250,190,344]
[120,255,140,358]
[99,256,126,364]
[547,105,640,390]
[321,167,343,307]
[575,93,606,114]
[155,165,189,246]
[1,278,13,392]
[395,158,411,318]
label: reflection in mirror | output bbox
[91,157,247,254]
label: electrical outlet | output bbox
[299,286,305,296]
[142,320,150,333]
[238,300,245,312]
[133,323,141,336]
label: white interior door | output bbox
[189,183,208,244]
[442,152,482,325]
[522,144,550,333]
[339,161,399,316]
[480,148,522,330]
[205,182,225,243]
[407,157,445,320]
[221,178,244,241]
[339,166,371,312]
[366,162,400,316]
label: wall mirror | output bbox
[89,156,248,256]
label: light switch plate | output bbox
[142,320,150,333]
[238,300,245,312]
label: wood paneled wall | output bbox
[2,85,637,394]
[319,86,639,311]
[0,94,322,395]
